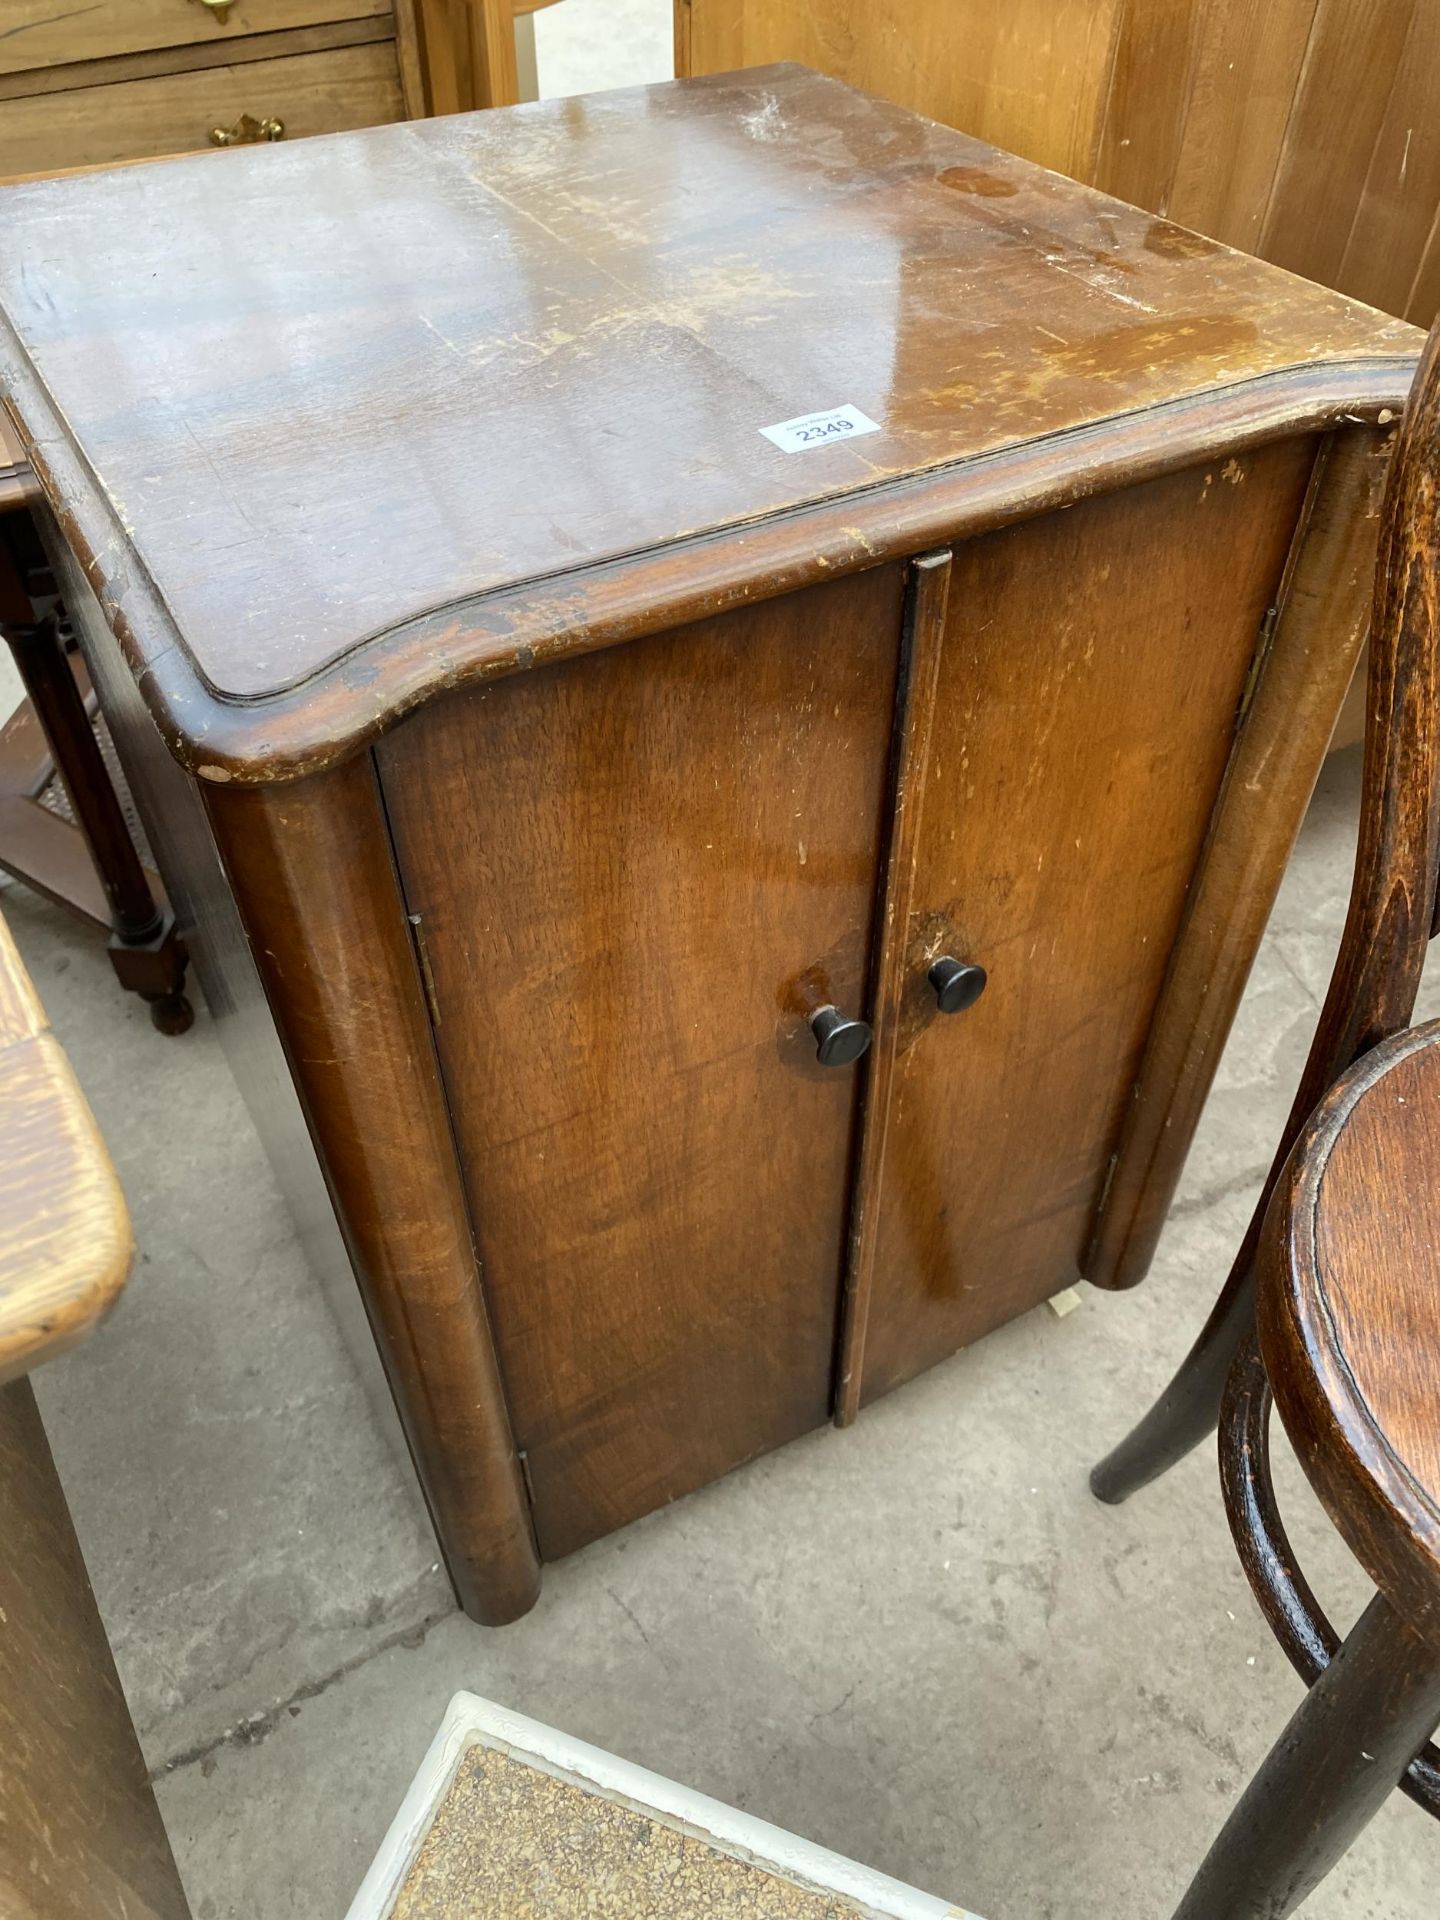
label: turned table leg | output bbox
[3,612,191,1032]
[1173,1591,1440,1920]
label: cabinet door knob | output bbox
[810,1004,872,1067]
[929,956,987,1014]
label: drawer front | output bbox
[0,0,391,78]
[0,40,403,175]
[857,439,1320,1404]
[379,569,905,1561]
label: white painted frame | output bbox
[346,1691,984,1919]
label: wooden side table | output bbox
[1,500,193,1032]
[0,906,188,1918]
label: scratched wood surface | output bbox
[679,2,1440,327]
[858,441,1317,1401]
[379,571,903,1557]
[0,909,132,1385]
[0,64,1418,780]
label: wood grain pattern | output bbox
[379,571,903,1557]
[0,909,132,1385]
[204,758,540,1620]
[1090,311,1440,1506]
[0,16,396,101]
[856,442,1316,1403]
[832,552,950,1428]
[0,36,403,175]
[0,65,1418,780]
[407,0,518,113]
[0,0,391,79]
[1264,1026,1440,1639]
[0,1375,189,1920]
[682,2,1440,326]
[0,407,35,511]
[1086,426,1393,1292]
[675,0,1126,180]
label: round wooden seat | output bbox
[1260,1019,1440,1645]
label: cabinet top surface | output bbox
[0,64,1420,771]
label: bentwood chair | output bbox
[1092,314,1440,1918]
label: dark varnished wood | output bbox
[1087,426,1393,1293]
[1260,1024,1440,1642]
[0,1377,189,1920]
[1092,310,1440,1504]
[833,552,950,1429]
[3,73,1430,1614]
[1220,1332,1440,1818]
[204,758,540,1620]
[40,510,429,1549]
[1170,1589,1440,1920]
[0,66,1420,782]
[379,571,902,1557]
[857,442,1315,1403]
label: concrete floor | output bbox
[6,14,1439,1920]
[9,741,1440,1920]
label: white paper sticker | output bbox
[759,404,881,453]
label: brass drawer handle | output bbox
[210,114,285,147]
[190,0,236,21]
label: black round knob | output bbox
[929,956,987,1015]
[810,1004,872,1067]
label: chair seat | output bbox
[1260,1019,1440,1643]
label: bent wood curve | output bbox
[1,358,1419,786]
[204,756,541,1623]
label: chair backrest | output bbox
[1273,315,1440,1170]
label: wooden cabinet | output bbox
[0,67,1422,1620]
[0,0,526,181]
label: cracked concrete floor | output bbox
[9,739,1440,1920]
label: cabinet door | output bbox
[379,569,903,1558]
[852,441,1317,1405]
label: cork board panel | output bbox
[393,1743,882,1918]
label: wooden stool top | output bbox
[350,1694,982,1919]
[0,407,35,510]
[0,907,131,1382]
[1261,1020,1440,1641]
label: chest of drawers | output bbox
[0,66,1420,1622]
[0,0,528,179]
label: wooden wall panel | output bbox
[678,0,1125,181]
[1141,0,1320,249]
[1257,0,1423,294]
[681,0,1440,325]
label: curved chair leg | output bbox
[1090,1206,1262,1505]
[1171,1590,1440,1920]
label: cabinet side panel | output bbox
[37,516,418,1483]
[378,569,904,1559]
[859,438,1316,1404]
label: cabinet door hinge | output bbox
[1236,603,1280,730]
[516,1447,537,1507]
[407,912,442,1028]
